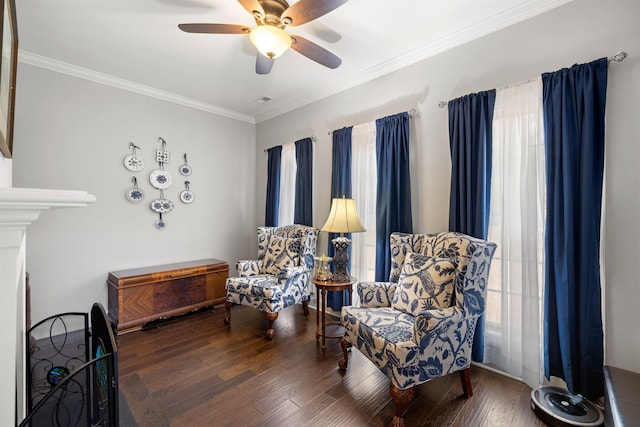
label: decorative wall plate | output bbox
[149,169,173,189]
[125,176,145,203]
[155,214,167,230]
[125,187,145,203]
[179,153,192,176]
[179,181,194,204]
[156,150,170,164]
[150,197,174,213]
[156,137,171,163]
[124,154,144,172]
[180,190,194,204]
[123,142,144,171]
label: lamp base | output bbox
[331,236,352,282]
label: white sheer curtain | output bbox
[484,77,545,390]
[277,142,296,226]
[351,122,377,304]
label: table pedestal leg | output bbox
[321,288,327,354]
[315,289,320,341]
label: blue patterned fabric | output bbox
[262,235,301,275]
[341,231,496,391]
[226,225,318,315]
[358,282,397,308]
[391,253,457,316]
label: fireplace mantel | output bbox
[0,187,95,424]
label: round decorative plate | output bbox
[155,217,168,230]
[123,154,145,172]
[125,187,145,203]
[179,164,192,176]
[149,169,173,189]
[150,198,174,213]
[180,189,195,204]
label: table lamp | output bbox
[321,197,365,281]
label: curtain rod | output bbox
[327,108,417,136]
[437,50,628,108]
[263,136,316,153]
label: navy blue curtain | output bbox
[375,112,413,281]
[327,127,352,310]
[294,138,313,226]
[447,90,496,362]
[265,146,282,227]
[542,58,608,400]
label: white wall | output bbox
[0,155,10,186]
[12,64,257,324]
[256,0,640,373]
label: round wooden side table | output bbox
[312,277,355,354]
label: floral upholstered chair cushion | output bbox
[225,224,318,339]
[391,252,457,316]
[261,235,301,275]
[339,231,496,427]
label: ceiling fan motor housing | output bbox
[256,0,291,26]
[179,0,346,73]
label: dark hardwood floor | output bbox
[117,304,547,426]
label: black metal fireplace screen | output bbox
[20,303,119,427]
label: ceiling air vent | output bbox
[255,96,272,104]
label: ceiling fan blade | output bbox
[256,53,274,75]
[291,35,341,69]
[178,23,249,34]
[282,0,348,27]
[237,0,264,18]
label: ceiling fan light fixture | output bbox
[249,25,292,59]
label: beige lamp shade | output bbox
[249,25,292,59]
[321,197,366,234]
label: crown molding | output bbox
[254,0,574,123]
[18,0,572,126]
[18,51,255,124]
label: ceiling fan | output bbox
[178,0,347,74]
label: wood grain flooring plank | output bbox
[118,304,548,427]
[119,372,170,427]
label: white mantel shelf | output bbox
[0,187,96,224]
[0,186,96,424]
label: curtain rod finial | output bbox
[438,101,448,108]
[609,51,627,63]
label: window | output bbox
[483,78,545,389]
[277,143,296,226]
[351,122,377,285]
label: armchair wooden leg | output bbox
[223,301,232,325]
[459,367,473,397]
[264,312,278,339]
[390,383,414,427]
[338,338,352,371]
[302,300,310,317]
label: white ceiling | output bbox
[16,0,572,124]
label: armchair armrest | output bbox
[413,306,464,346]
[358,281,397,308]
[280,266,307,279]
[236,260,263,277]
[280,266,312,298]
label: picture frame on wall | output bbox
[0,0,17,159]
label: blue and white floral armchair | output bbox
[224,224,318,339]
[339,231,496,427]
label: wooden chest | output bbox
[107,258,229,334]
